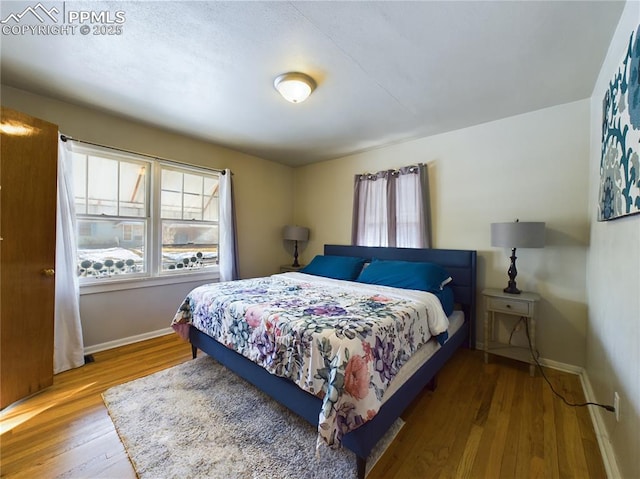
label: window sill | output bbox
[80,270,219,295]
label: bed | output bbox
[172,244,477,478]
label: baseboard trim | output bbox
[84,327,174,355]
[476,342,581,374]
[579,370,621,479]
[538,357,583,375]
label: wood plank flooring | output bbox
[0,334,607,478]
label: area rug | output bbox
[102,355,403,479]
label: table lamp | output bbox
[282,225,309,267]
[491,220,545,294]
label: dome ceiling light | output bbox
[274,72,316,104]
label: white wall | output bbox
[2,86,295,348]
[294,100,591,368]
[587,3,640,478]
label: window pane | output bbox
[161,221,218,271]
[183,173,202,194]
[183,173,203,220]
[77,218,146,277]
[161,169,183,219]
[87,156,118,215]
[119,162,147,217]
[203,177,219,221]
[183,193,203,220]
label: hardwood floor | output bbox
[0,334,192,479]
[0,334,607,478]
[370,353,607,479]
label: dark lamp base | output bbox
[291,240,300,267]
[503,248,521,294]
[503,284,521,294]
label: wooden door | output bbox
[1,107,58,409]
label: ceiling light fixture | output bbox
[274,72,316,104]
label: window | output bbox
[352,164,430,248]
[72,146,220,282]
[160,167,219,272]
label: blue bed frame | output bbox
[189,245,477,478]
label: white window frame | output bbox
[72,144,220,295]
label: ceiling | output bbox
[0,1,625,166]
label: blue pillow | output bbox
[431,286,454,316]
[300,255,366,281]
[355,259,452,292]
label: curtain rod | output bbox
[357,163,424,179]
[59,134,227,175]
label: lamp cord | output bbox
[508,317,525,345]
[523,319,615,413]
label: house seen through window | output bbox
[72,147,220,280]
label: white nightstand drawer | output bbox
[487,297,531,316]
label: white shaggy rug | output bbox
[102,355,403,479]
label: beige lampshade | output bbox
[491,221,545,248]
[282,225,309,242]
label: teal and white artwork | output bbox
[599,25,640,221]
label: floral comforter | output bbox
[171,272,449,448]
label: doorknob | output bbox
[42,268,55,277]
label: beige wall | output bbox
[2,86,294,348]
[294,100,591,368]
[587,3,640,478]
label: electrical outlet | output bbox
[614,392,620,422]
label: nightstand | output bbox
[482,288,540,376]
[279,264,305,273]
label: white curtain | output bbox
[395,170,426,247]
[219,168,239,281]
[54,137,84,374]
[352,164,430,248]
[353,171,390,247]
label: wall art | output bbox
[599,25,640,221]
